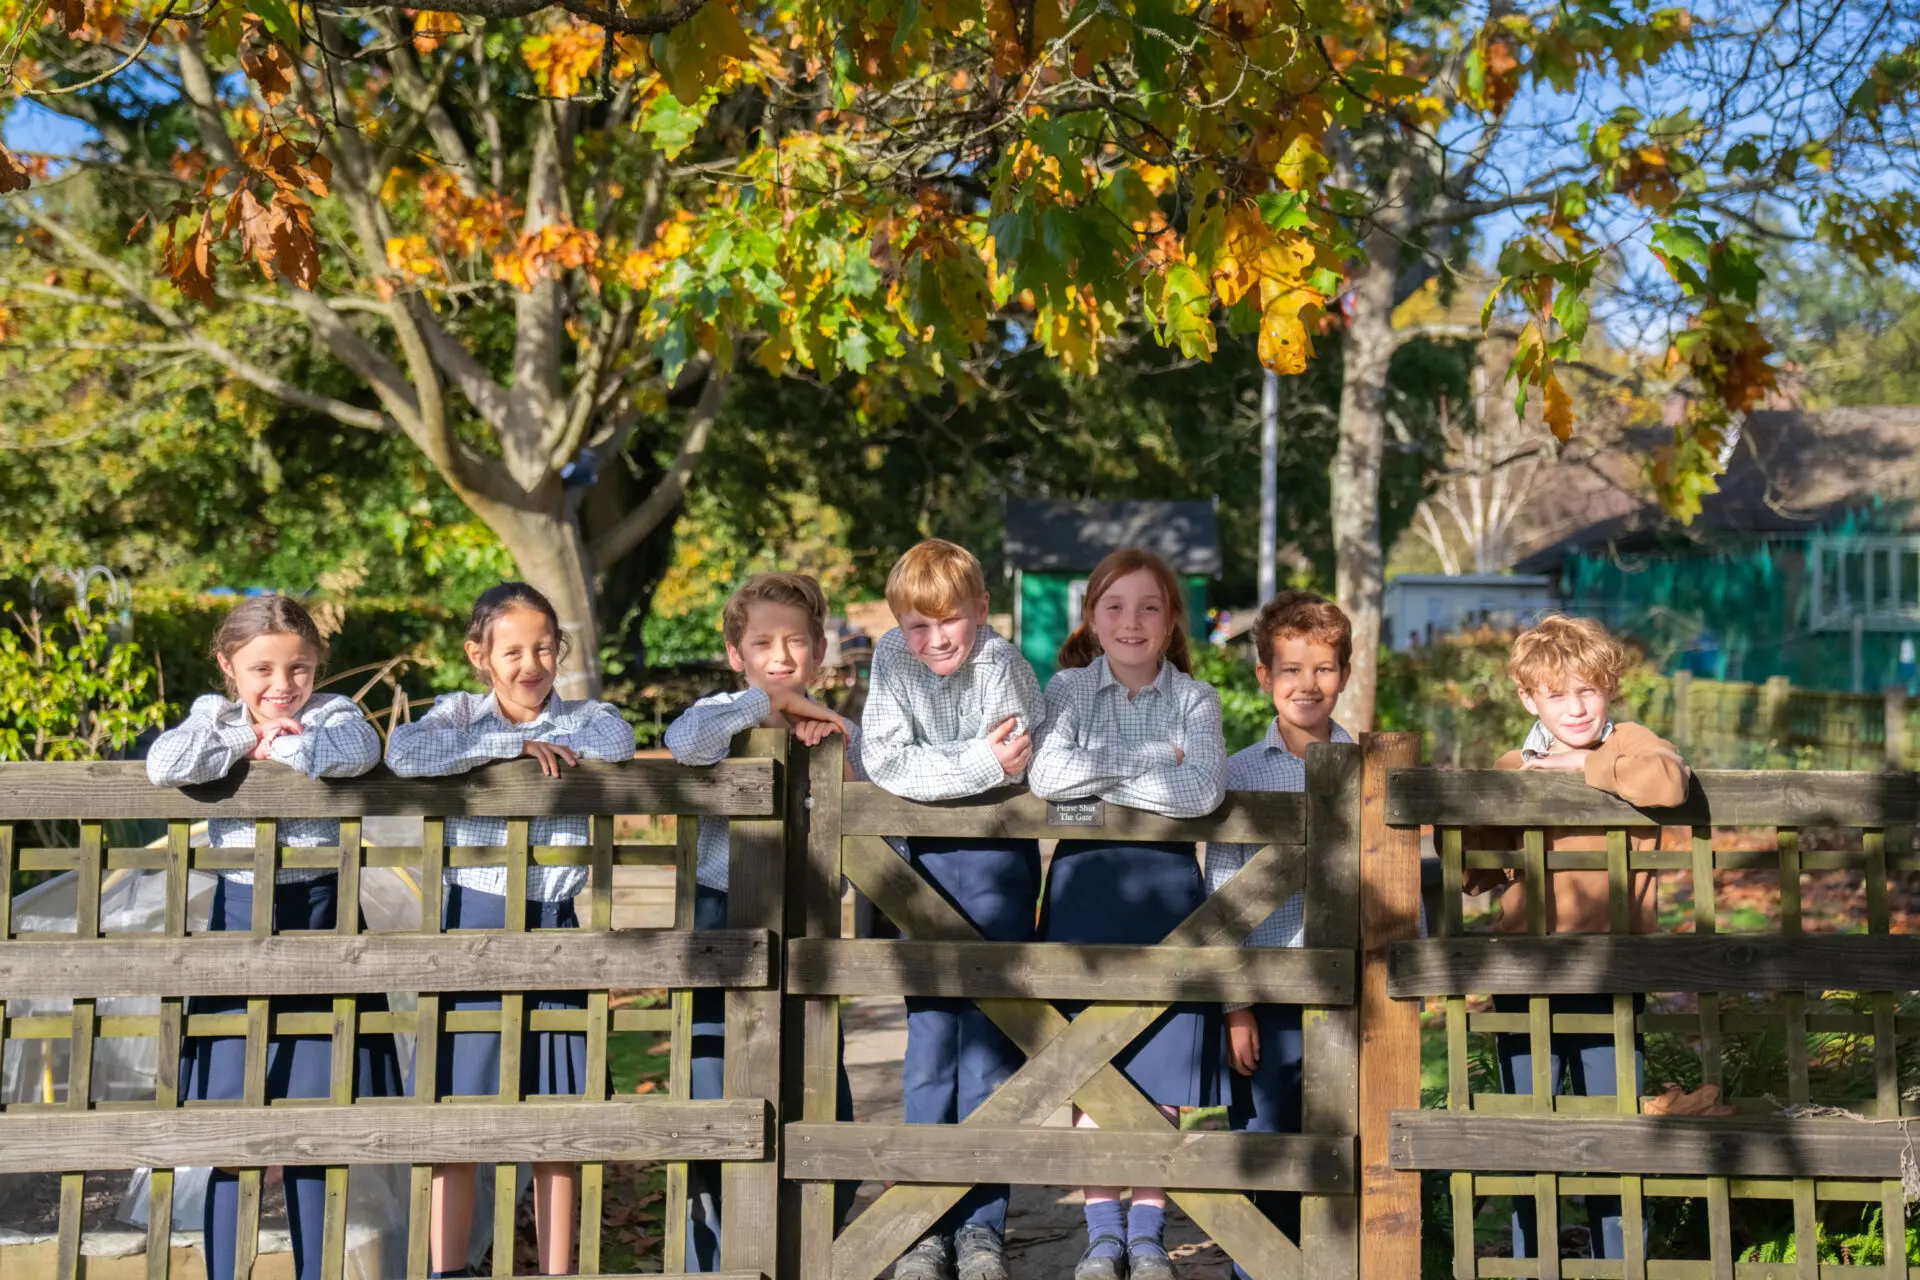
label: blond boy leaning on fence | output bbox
[1464,614,1693,1264]
[1464,614,1691,935]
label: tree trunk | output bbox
[488,506,605,699]
[1331,254,1399,730]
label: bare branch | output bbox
[380,0,706,38]
[19,205,391,432]
[173,21,240,170]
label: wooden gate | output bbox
[784,737,1366,1280]
[1387,767,1920,1279]
[0,754,779,1280]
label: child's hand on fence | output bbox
[250,718,303,759]
[1226,1008,1260,1076]
[987,717,1032,776]
[773,691,851,746]
[1520,748,1591,772]
[1171,744,1186,765]
[523,739,579,777]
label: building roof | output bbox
[1004,499,1222,575]
[1512,407,1920,572]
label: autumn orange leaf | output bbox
[522,22,604,98]
[1483,38,1520,111]
[269,195,321,289]
[493,222,602,291]
[0,144,31,194]
[164,210,219,306]
[411,9,463,54]
[47,0,84,34]
[240,25,295,104]
[224,186,280,280]
[1543,372,1574,442]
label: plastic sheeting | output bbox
[0,816,525,1275]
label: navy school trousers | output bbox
[1228,1002,1303,1280]
[898,836,1042,1238]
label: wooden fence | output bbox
[0,732,1396,1279]
[31,735,1919,1278]
[1387,768,1920,1279]
[0,751,781,1280]
[789,736,1367,1280]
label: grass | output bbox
[592,993,676,1274]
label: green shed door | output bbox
[1018,570,1210,687]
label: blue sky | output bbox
[5,99,96,156]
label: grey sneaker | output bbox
[894,1232,956,1280]
[954,1224,1010,1280]
[1074,1236,1128,1280]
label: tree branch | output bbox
[586,369,723,570]
[173,22,241,170]
[501,104,568,486]
[367,8,483,195]
[394,0,705,38]
[281,286,423,429]
[20,205,391,432]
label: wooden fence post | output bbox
[1301,741,1363,1278]
[721,728,792,1275]
[1358,733,1423,1277]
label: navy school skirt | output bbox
[182,875,404,1104]
[1039,841,1227,1109]
[417,884,592,1100]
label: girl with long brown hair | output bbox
[1028,548,1228,1280]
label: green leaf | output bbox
[1255,190,1311,232]
[1724,138,1762,174]
[253,0,299,44]
[638,88,716,160]
[1552,291,1590,342]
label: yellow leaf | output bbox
[1543,373,1574,442]
[755,330,793,376]
[521,23,605,99]
[1273,133,1328,192]
[657,1,751,105]
[386,235,438,278]
[1258,289,1316,375]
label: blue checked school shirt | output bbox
[665,686,872,890]
[386,689,636,901]
[146,692,381,884]
[1027,656,1227,820]
[860,625,1046,802]
[1206,719,1355,957]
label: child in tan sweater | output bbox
[1466,615,1689,1264]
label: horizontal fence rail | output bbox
[1385,765,1919,828]
[1389,764,1920,1280]
[0,756,778,820]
